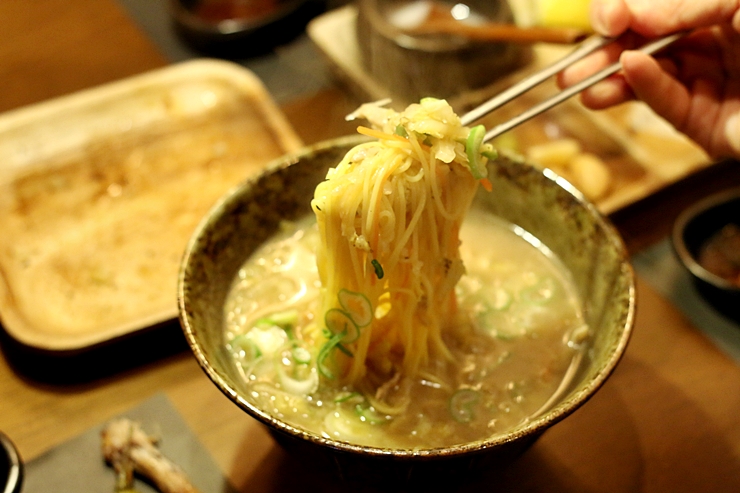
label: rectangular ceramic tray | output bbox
[308,6,711,214]
[0,60,303,352]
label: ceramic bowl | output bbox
[672,187,740,321]
[178,136,635,488]
[170,0,320,56]
[356,0,530,107]
[0,432,23,493]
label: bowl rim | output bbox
[0,431,23,493]
[169,0,309,34]
[671,186,740,292]
[178,136,636,458]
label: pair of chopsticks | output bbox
[460,31,687,141]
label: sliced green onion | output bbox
[255,309,299,329]
[317,331,346,380]
[325,308,360,343]
[336,343,354,357]
[277,362,318,395]
[354,403,387,425]
[291,346,312,364]
[465,125,487,180]
[334,391,363,403]
[230,334,262,362]
[338,289,373,328]
[482,149,498,160]
[520,277,557,305]
[371,259,384,279]
[394,125,408,137]
[449,388,480,423]
[493,330,517,341]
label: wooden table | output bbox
[1,1,739,492]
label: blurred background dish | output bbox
[672,187,740,321]
[170,0,324,57]
[355,0,531,106]
[0,60,302,361]
[0,432,23,493]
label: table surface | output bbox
[1,1,739,492]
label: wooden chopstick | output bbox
[409,19,589,45]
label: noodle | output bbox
[310,98,495,385]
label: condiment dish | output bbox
[672,186,740,321]
[170,0,320,56]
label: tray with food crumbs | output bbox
[0,59,303,352]
[309,5,711,214]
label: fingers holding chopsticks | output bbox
[557,0,740,159]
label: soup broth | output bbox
[224,210,588,449]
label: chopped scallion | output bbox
[317,331,345,380]
[325,308,360,343]
[334,391,363,403]
[291,346,312,365]
[255,309,298,329]
[354,403,387,425]
[337,289,373,328]
[465,125,487,180]
[520,277,557,305]
[336,343,354,357]
[449,388,480,423]
[371,259,384,279]
[230,334,262,362]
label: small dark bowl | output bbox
[672,187,740,321]
[178,136,635,489]
[0,432,23,493]
[170,0,322,57]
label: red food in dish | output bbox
[698,223,740,287]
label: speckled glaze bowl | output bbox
[178,136,635,488]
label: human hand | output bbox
[558,0,740,159]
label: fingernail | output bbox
[591,0,617,36]
[724,113,740,154]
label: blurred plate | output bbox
[0,59,302,353]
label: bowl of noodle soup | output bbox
[179,103,635,487]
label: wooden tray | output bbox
[0,60,303,352]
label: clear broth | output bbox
[224,210,587,449]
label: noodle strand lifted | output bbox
[310,98,496,387]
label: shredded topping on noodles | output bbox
[310,98,496,385]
